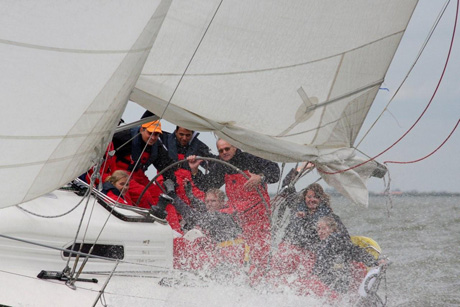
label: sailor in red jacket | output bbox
[111,120,182,232]
[101,170,133,205]
[187,139,280,284]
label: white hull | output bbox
[0,188,386,306]
[0,189,326,306]
[0,189,177,306]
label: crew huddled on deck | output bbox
[187,138,280,284]
[270,179,381,300]
[283,183,349,250]
[110,120,185,232]
[83,113,383,301]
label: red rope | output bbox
[384,119,459,165]
[317,0,459,175]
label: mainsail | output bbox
[0,0,419,208]
[0,0,172,208]
[131,0,419,205]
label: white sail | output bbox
[0,0,172,208]
[131,0,418,205]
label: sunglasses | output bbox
[218,147,232,154]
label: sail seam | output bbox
[278,87,380,139]
[0,131,112,139]
[355,0,452,149]
[310,53,345,144]
[303,80,382,114]
[275,80,383,139]
[0,38,152,54]
[0,151,94,169]
[158,0,225,118]
[63,2,174,282]
[141,31,405,77]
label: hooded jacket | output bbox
[283,202,349,250]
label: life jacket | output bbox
[165,133,205,204]
[113,129,161,187]
[223,171,272,280]
[101,182,132,205]
[129,127,159,172]
[224,171,271,225]
[173,231,248,271]
[165,132,201,162]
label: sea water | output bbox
[333,194,460,306]
[132,195,459,307]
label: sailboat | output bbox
[0,0,423,306]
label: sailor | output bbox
[282,183,349,250]
[162,125,217,204]
[269,183,349,293]
[141,110,216,204]
[187,139,280,283]
[111,120,182,232]
[139,111,217,226]
[165,180,242,243]
[311,216,379,295]
[161,179,247,273]
[101,170,133,205]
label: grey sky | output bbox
[124,0,459,194]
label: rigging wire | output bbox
[355,0,452,148]
[384,119,459,165]
[64,139,116,278]
[16,188,88,218]
[62,155,104,274]
[71,188,102,284]
[0,231,214,298]
[66,120,183,283]
[155,0,225,123]
[276,162,287,194]
[69,79,167,280]
[317,0,459,176]
[67,160,104,282]
[14,152,108,219]
[0,233,175,271]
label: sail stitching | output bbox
[0,150,94,169]
[277,87,317,137]
[317,0,459,176]
[276,81,382,138]
[310,53,345,144]
[0,38,152,54]
[279,89,379,139]
[354,0,453,149]
[155,0,225,123]
[141,31,405,77]
[0,130,113,140]
[19,2,170,204]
